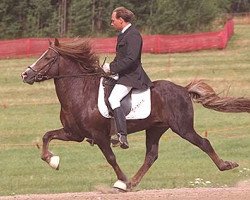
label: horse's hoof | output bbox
[113,180,127,191]
[219,161,239,171]
[49,155,60,170]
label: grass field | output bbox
[0,24,249,196]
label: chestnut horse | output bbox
[21,39,250,191]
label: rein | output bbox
[54,56,107,79]
[53,72,103,79]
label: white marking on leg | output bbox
[113,180,127,191]
[49,155,60,170]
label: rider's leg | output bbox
[108,84,132,149]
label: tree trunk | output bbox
[92,0,96,33]
[59,0,68,37]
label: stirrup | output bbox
[110,134,129,149]
[118,133,129,149]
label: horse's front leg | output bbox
[96,138,128,191]
[41,128,84,170]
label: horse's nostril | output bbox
[21,72,27,79]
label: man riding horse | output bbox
[102,7,153,149]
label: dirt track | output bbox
[1,181,250,200]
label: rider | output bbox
[102,7,153,149]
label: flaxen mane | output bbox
[53,39,100,73]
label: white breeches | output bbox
[108,84,132,110]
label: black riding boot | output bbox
[111,107,129,149]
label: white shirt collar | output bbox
[121,23,132,33]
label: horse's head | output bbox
[21,39,60,84]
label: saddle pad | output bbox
[98,77,151,119]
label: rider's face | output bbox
[111,12,124,31]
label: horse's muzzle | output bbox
[21,68,36,85]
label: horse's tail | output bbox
[185,80,250,113]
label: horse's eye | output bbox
[44,56,50,60]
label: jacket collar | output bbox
[117,25,133,42]
[121,23,132,33]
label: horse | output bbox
[21,38,250,191]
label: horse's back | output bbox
[152,80,189,97]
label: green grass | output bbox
[0,24,250,196]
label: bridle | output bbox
[28,47,106,81]
[28,47,59,81]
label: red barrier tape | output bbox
[0,20,234,58]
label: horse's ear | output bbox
[54,38,59,46]
[48,39,52,46]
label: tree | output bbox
[25,0,59,37]
[0,0,238,39]
[58,0,70,37]
[0,0,59,39]
[149,0,228,34]
[0,0,29,39]
[68,0,131,37]
[230,0,250,12]
[68,0,92,36]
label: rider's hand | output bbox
[102,63,110,73]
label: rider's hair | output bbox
[113,7,135,23]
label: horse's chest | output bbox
[60,107,97,134]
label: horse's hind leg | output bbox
[41,128,84,170]
[170,117,239,171]
[95,137,129,191]
[128,126,167,190]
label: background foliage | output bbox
[0,0,249,39]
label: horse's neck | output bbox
[54,58,100,107]
[54,77,100,107]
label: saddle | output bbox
[98,77,151,120]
